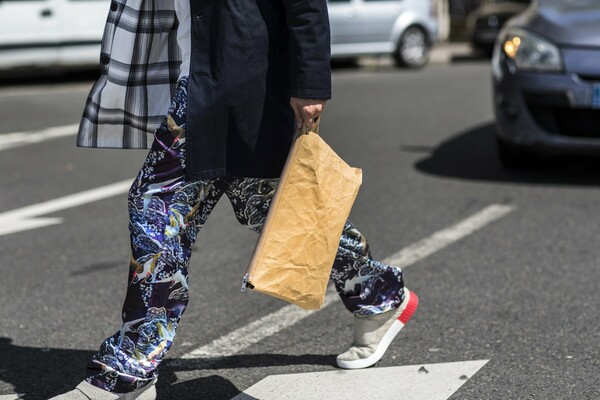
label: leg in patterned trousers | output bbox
[84,78,406,393]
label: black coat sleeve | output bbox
[282,0,332,99]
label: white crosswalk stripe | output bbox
[0,124,78,151]
[0,179,132,236]
[0,394,24,400]
[233,360,490,400]
[0,185,512,398]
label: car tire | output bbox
[496,138,540,169]
[394,26,430,69]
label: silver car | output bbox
[0,0,108,72]
[328,0,438,68]
[493,0,600,167]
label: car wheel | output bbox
[496,138,540,169]
[394,26,430,69]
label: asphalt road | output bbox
[0,62,598,399]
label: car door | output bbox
[328,0,358,51]
[0,0,59,69]
[354,0,404,45]
[55,0,109,66]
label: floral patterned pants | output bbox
[86,79,405,393]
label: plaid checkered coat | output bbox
[78,0,332,180]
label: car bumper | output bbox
[493,57,600,155]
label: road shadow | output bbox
[0,337,91,400]
[413,122,600,187]
[159,354,336,399]
[0,69,99,87]
[0,337,335,400]
[451,52,490,63]
[164,353,336,371]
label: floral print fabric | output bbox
[86,78,405,393]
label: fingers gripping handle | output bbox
[297,116,321,138]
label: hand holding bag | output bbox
[241,121,363,310]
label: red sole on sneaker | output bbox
[398,291,419,325]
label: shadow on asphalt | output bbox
[413,122,600,186]
[0,70,100,87]
[0,337,335,400]
[0,337,91,400]
[451,52,490,63]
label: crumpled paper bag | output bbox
[243,127,362,310]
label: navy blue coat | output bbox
[186,0,332,180]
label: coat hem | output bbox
[185,168,285,181]
[185,167,228,181]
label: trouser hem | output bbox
[86,359,156,394]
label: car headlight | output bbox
[501,29,562,72]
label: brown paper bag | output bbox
[241,124,363,310]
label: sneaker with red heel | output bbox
[336,289,419,369]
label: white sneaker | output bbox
[336,289,419,369]
[50,379,157,400]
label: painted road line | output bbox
[386,204,514,268]
[0,179,132,237]
[180,205,514,362]
[0,83,91,98]
[0,124,78,151]
[181,286,339,361]
[233,360,490,400]
[0,395,24,400]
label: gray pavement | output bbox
[1,60,599,399]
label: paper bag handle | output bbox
[297,116,321,137]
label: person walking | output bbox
[53,0,419,398]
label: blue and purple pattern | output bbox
[86,78,405,393]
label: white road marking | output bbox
[181,286,339,360]
[0,82,91,98]
[0,124,78,151]
[0,179,132,236]
[181,204,514,362]
[0,395,24,400]
[385,204,514,268]
[233,360,490,400]
[0,203,509,399]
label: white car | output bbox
[0,0,438,73]
[0,0,108,72]
[328,0,438,68]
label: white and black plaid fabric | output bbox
[77,0,181,149]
